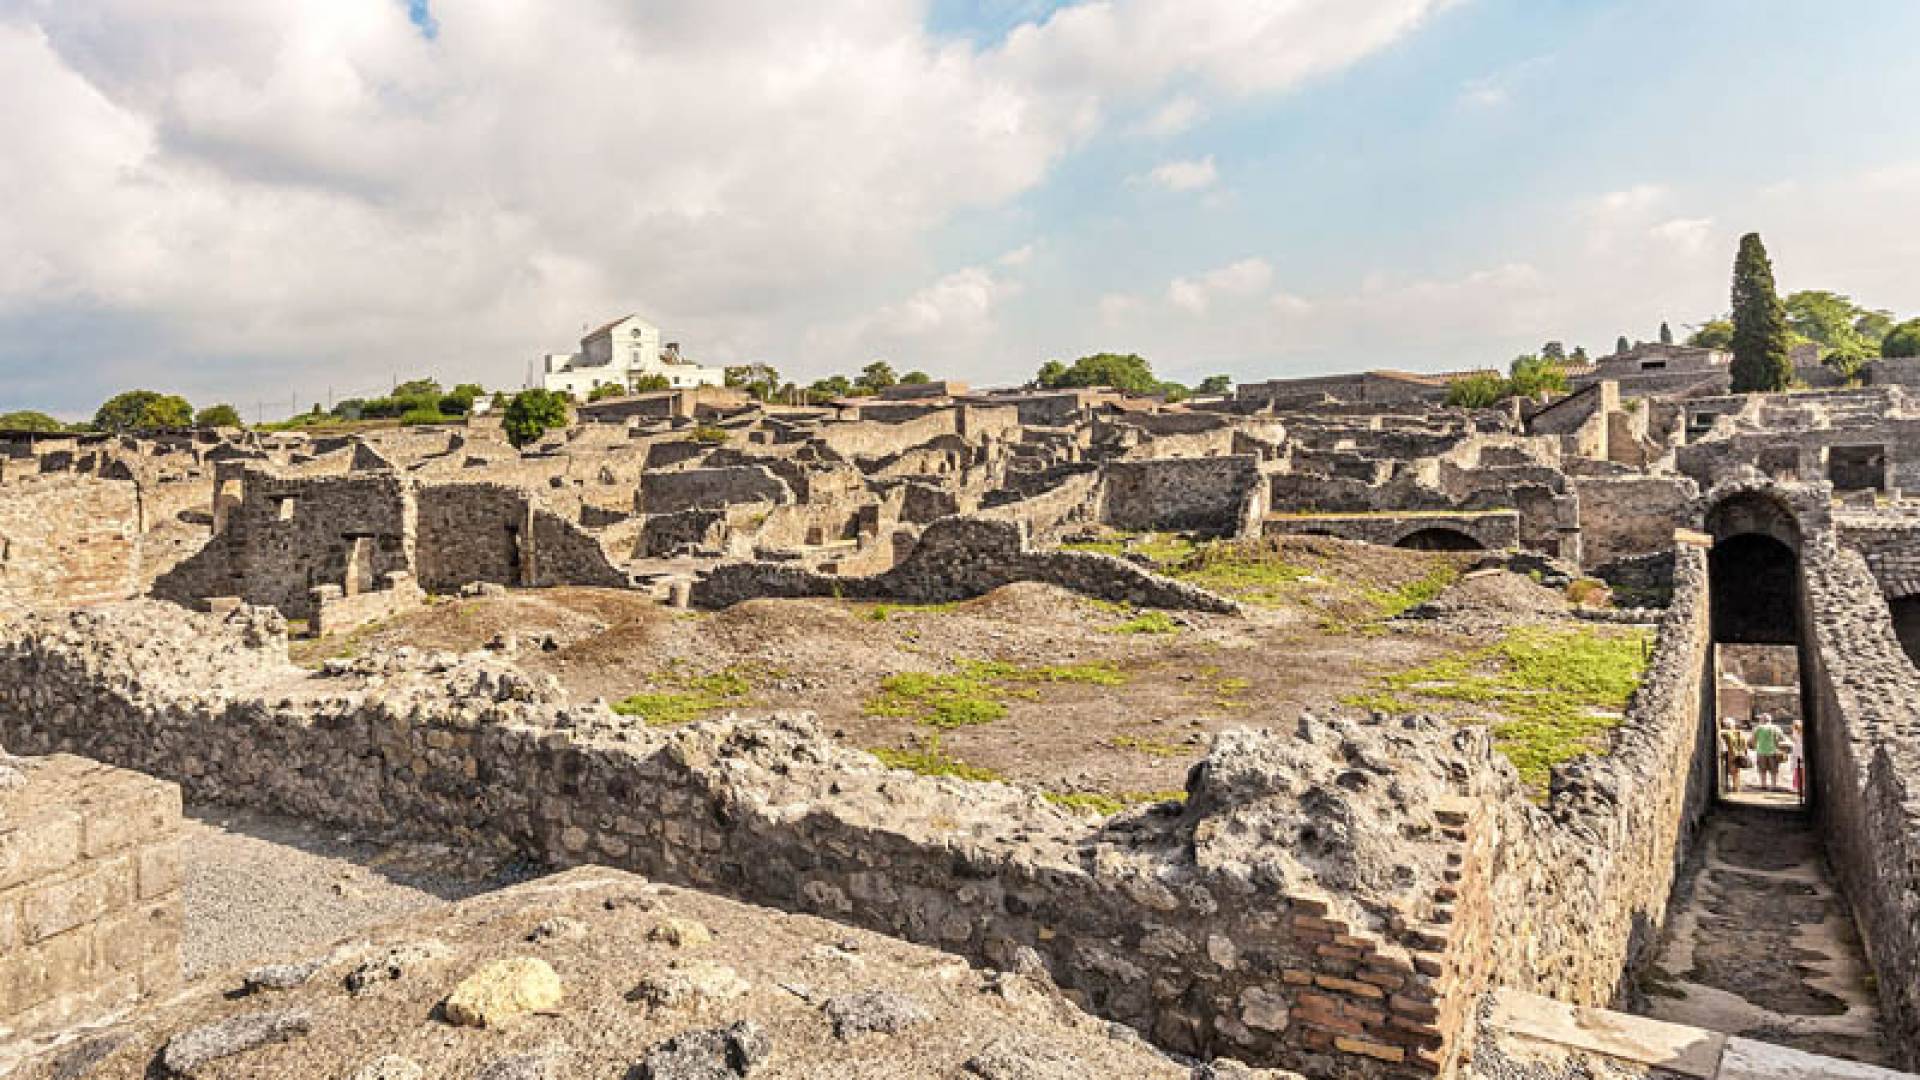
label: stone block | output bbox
[0,809,82,892]
[23,855,133,944]
[137,839,182,901]
[94,899,181,977]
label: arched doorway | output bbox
[1704,490,1811,808]
[1395,527,1483,552]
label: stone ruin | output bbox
[3,376,1920,1078]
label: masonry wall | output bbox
[1573,476,1698,567]
[1101,455,1264,535]
[692,515,1238,613]
[0,476,143,609]
[0,755,182,1044]
[1795,531,1920,1067]
[0,605,1503,1078]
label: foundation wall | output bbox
[0,755,183,1043]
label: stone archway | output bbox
[1394,526,1484,552]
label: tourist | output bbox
[1752,713,1784,791]
[1789,719,1805,798]
[1719,716,1747,794]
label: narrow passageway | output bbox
[1635,804,1893,1066]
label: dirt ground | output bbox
[292,537,1562,805]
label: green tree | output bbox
[899,370,932,384]
[194,403,243,428]
[1540,341,1567,362]
[393,378,442,397]
[1883,318,1920,359]
[807,375,853,403]
[725,363,783,400]
[1825,340,1874,384]
[1508,354,1568,397]
[0,410,66,432]
[94,390,193,433]
[1658,321,1673,345]
[1570,345,1590,363]
[631,374,672,392]
[1445,372,1509,408]
[1196,374,1233,394]
[1729,233,1792,393]
[1035,352,1158,393]
[502,389,570,448]
[1688,318,1735,350]
[1159,381,1190,403]
[857,360,898,392]
[1615,335,1631,355]
[1855,309,1896,346]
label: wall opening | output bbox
[1705,490,1811,809]
[1394,526,1483,551]
[1888,595,1920,669]
[1827,444,1887,492]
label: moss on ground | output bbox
[612,664,780,727]
[1352,625,1655,795]
[1108,611,1180,635]
[862,600,962,622]
[864,659,1128,729]
[866,736,1004,782]
[1043,789,1188,816]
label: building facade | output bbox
[534,314,727,397]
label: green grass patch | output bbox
[1360,625,1655,795]
[612,663,777,727]
[1061,532,1198,568]
[1108,611,1180,635]
[1109,734,1188,757]
[689,425,730,444]
[1168,543,1311,605]
[864,659,1129,728]
[867,736,1004,782]
[1362,565,1459,619]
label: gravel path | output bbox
[180,804,535,980]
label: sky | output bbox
[5,1,1920,420]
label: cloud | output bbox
[1649,217,1714,254]
[1458,75,1508,109]
[1130,94,1205,136]
[1168,257,1272,313]
[0,0,1451,409]
[1139,155,1220,192]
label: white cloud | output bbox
[1458,75,1508,109]
[1131,94,1205,136]
[0,0,1449,404]
[1168,257,1272,313]
[1140,155,1220,192]
[1649,217,1714,254]
[998,243,1037,267]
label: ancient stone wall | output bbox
[0,604,1505,1078]
[1262,511,1520,552]
[692,516,1237,613]
[1101,455,1264,535]
[637,465,794,514]
[0,755,182,1043]
[309,571,425,636]
[1795,532,1920,1067]
[1573,476,1698,567]
[0,476,143,609]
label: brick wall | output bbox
[0,755,182,1044]
[0,476,143,609]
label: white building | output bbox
[532,315,727,397]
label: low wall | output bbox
[309,571,425,636]
[691,516,1237,613]
[1262,511,1520,552]
[0,603,1514,1078]
[1796,532,1920,1067]
[0,755,183,1044]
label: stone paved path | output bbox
[1635,802,1892,1066]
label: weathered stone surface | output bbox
[441,957,563,1028]
[345,941,454,995]
[629,960,750,1011]
[348,1054,425,1080]
[243,959,322,993]
[823,989,932,1039]
[159,1009,311,1076]
[648,917,712,948]
[634,1020,769,1080]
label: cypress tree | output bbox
[1659,321,1673,345]
[1729,233,1792,393]
[1615,335,1631,355]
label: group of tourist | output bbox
[1718,713,1804,797]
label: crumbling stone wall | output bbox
[637,465,794,515]
[1794,527,1920,1067]
[1101,455,1265,535]
[1262,511,1519,551]
[0,755,183,1043]
[0,603,1510,1078]
[1573,476,1698,567]
[692,516,1237,613]
[0,476,143,609]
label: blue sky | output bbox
[4,0,1920,418]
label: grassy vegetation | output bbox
[612,666,771,727]
[864,659,1129,729]
[1043,789,1188,816]
[1169,543,1311,605]
[689,425,731,444]
[1362,565,1458,619]
[867,736,1004,782]
[1349,625,1655,794]
[1061,532,1197,567]
[1109,734,1188,757]
[1108,610,1180,635]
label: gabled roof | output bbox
[581,313,655,340]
